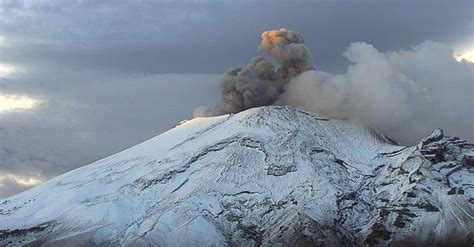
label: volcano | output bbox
[0,106,473,246]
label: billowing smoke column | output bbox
[195,28,313,116]
[195,28,474,144]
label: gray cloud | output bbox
[1,0,473,73]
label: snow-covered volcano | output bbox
[0,106,473,246]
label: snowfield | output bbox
[0,106,473,246]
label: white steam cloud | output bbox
[196,29,474,144]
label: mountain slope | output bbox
[0,106,473,246]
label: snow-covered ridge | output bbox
[0,106,473,246]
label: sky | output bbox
[0,0,473,198]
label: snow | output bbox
[0,106,472,246]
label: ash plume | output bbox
[196,28,474,144]
[258,28,314,78]
[195,28,314,116]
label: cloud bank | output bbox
[201,29,474,144]
[281,41,474,144]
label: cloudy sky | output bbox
[0,0,473,198]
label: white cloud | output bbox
[280,41,474,144]
[0,94,41,113]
